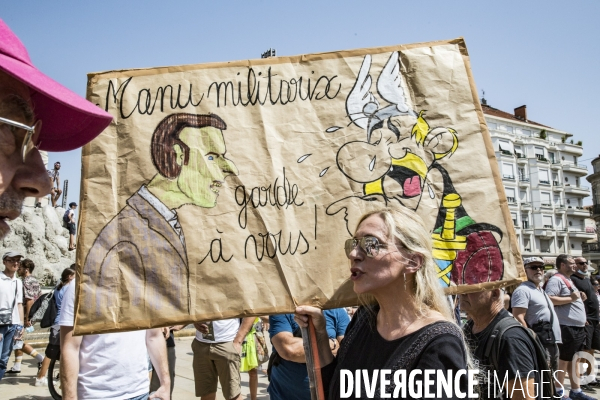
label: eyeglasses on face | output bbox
[576,261,588,265]
[344,236,390,258]
[0,116,42,163]
[526,265,544,271]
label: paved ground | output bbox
[3,335,599,400]
[0,336,271,400]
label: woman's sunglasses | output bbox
[344,236,389,258]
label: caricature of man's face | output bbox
[176,126,238,208]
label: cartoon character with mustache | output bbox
[328,52,504,288]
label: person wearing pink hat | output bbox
[0,18,112,240]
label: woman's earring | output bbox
[403,273,407,291]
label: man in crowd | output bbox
[48,161,62,207]
[462,288,540,399]
[268,309,349,400]
[546,254,593,400]
[571,256,600,388]
[511,257,561,383]
[0,251,24,381]
[60,277,171,399]
[0,18,112,240]
[192,318,255,400]
[65,202,77,250]
[5,258,46,386]
[150,324,185,398]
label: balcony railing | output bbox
[506,197,516,203]
[574,206,589,213]
[543,225,553,229]
[565,185,590,192]
[522,221,530,229]
[500,150,512,156]
[503,175,515,181]
[536,154,549,162]
[552,181,561,187]
[541,203,552,207]
[515,153,526,159]
[523,247,531,252]
[583,242,600,253]
[519,176,530,182]
[539,180,551,185]
[563,162,588,170]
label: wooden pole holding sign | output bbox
[301,317,326,400]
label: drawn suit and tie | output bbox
[81,113,238,328]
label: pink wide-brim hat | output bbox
[0,19,112,151]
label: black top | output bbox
[166,330,175,347]
[572,274,600,322]
[322,307,468,400]
[464,309,539,399]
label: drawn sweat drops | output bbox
[325,52,504,288]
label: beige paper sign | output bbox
[75,38,524,334]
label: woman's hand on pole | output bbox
[295,306,335,367]
[294,306,327,332]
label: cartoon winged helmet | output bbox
[329,51,504,287]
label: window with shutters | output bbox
[505,187,516,203]
[539,169,550,184]
[540,239,551,253]
[502,163,515,180]
[541,192,552,207]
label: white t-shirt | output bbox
[60,280,149,400]
[0,271,23,325]
[195,318,240,343]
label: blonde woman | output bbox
[295,207,468,399]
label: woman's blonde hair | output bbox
[355,206,454,322]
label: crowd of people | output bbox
[3,14,600,400]
[508,254,600,400]
[3,207,599,400]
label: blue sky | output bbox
[3,0,599,205]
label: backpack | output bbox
[484,317,556,399]
[29,288,58,328]
[29,289,55,324]
[63,210,70,224]
[40,292,58,328]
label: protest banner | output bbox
[75,37,524,334]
